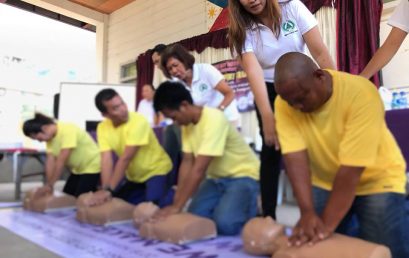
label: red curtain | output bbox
[337,0,383,87]
[301,0,335,14]
[136,50,154,108]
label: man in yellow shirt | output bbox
[152,81,260,235]
[274,52,408,257]
[94,89,173,206]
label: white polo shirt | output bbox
[242,0,317,82]
[388,0,409,33]
[137,99,155,127]
[187,63,240,122]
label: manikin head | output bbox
[274,52,333,113]
[242,216,285,256]
[95,88,129,126]
[23,113,57,142]
[153,80,198,126]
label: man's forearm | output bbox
[283,151,315,214]
[109,157,131,190]
[321,166,363,231]
[173,155,209,210]
[173,169,204,210]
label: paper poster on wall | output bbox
[212,59,254,112]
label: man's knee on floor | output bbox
[213,214,243,236]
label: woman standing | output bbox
[228,0,335,219]
[160,43,241,126]
[23,113,100,197]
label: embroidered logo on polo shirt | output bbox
[282,20,298,36]
[199,83,209,92]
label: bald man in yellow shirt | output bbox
[273,52,408,258]
[94,89,172,206]
[152,81,260,236]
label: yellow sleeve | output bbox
[338,87,384,166]
[46,142,53,154]
[126,116,149,146]
[181,126,193,154]
[97,123,111,152]
[60,125,77,149]
[274,97,307,154]
[197,111,228,156]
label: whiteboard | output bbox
[58,82,136,130]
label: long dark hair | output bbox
[228,0,281,57]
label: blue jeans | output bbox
[188,177,259,235]
[113,175,174,207]
[312,187,409,258]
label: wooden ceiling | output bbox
[68,0,135,14]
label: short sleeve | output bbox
[338,87,384,166]
[242,29,256,54]
[97,123,111,152]
[181,126,193,154]
[274,96,307,154]
[293,0,318,35]
[203,64,225,89]
[388,0,409,33]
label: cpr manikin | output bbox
[242,217,391,258]
[23,188,76,212]
[133,202,159,228]
[134,202,217,244]
[76,192,135,225]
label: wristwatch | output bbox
[102,186,114,195]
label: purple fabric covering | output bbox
[385,109,409,166]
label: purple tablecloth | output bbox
[386,109,409,166]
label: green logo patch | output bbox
[282,20,298,35]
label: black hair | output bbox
[152,44,167,55]
[153,80,193,112]
[160,44,195,78]
[23,113,55,136]
[95,88,118,113]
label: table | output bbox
[0,148,46,200]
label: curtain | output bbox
[337,0,383,87]
[315,7,337,64]
[135,50,154,108]
[301,0,336,14]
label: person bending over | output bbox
[152,81,260,235]
[23,113,100,197]
[274,52,408,258]
[93,89,172,206]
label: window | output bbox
[120,61,137,84]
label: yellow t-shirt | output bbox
[275,70,406,195]
[182,107,259,180]
[97,112,172,183]
[46,122,100,174]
